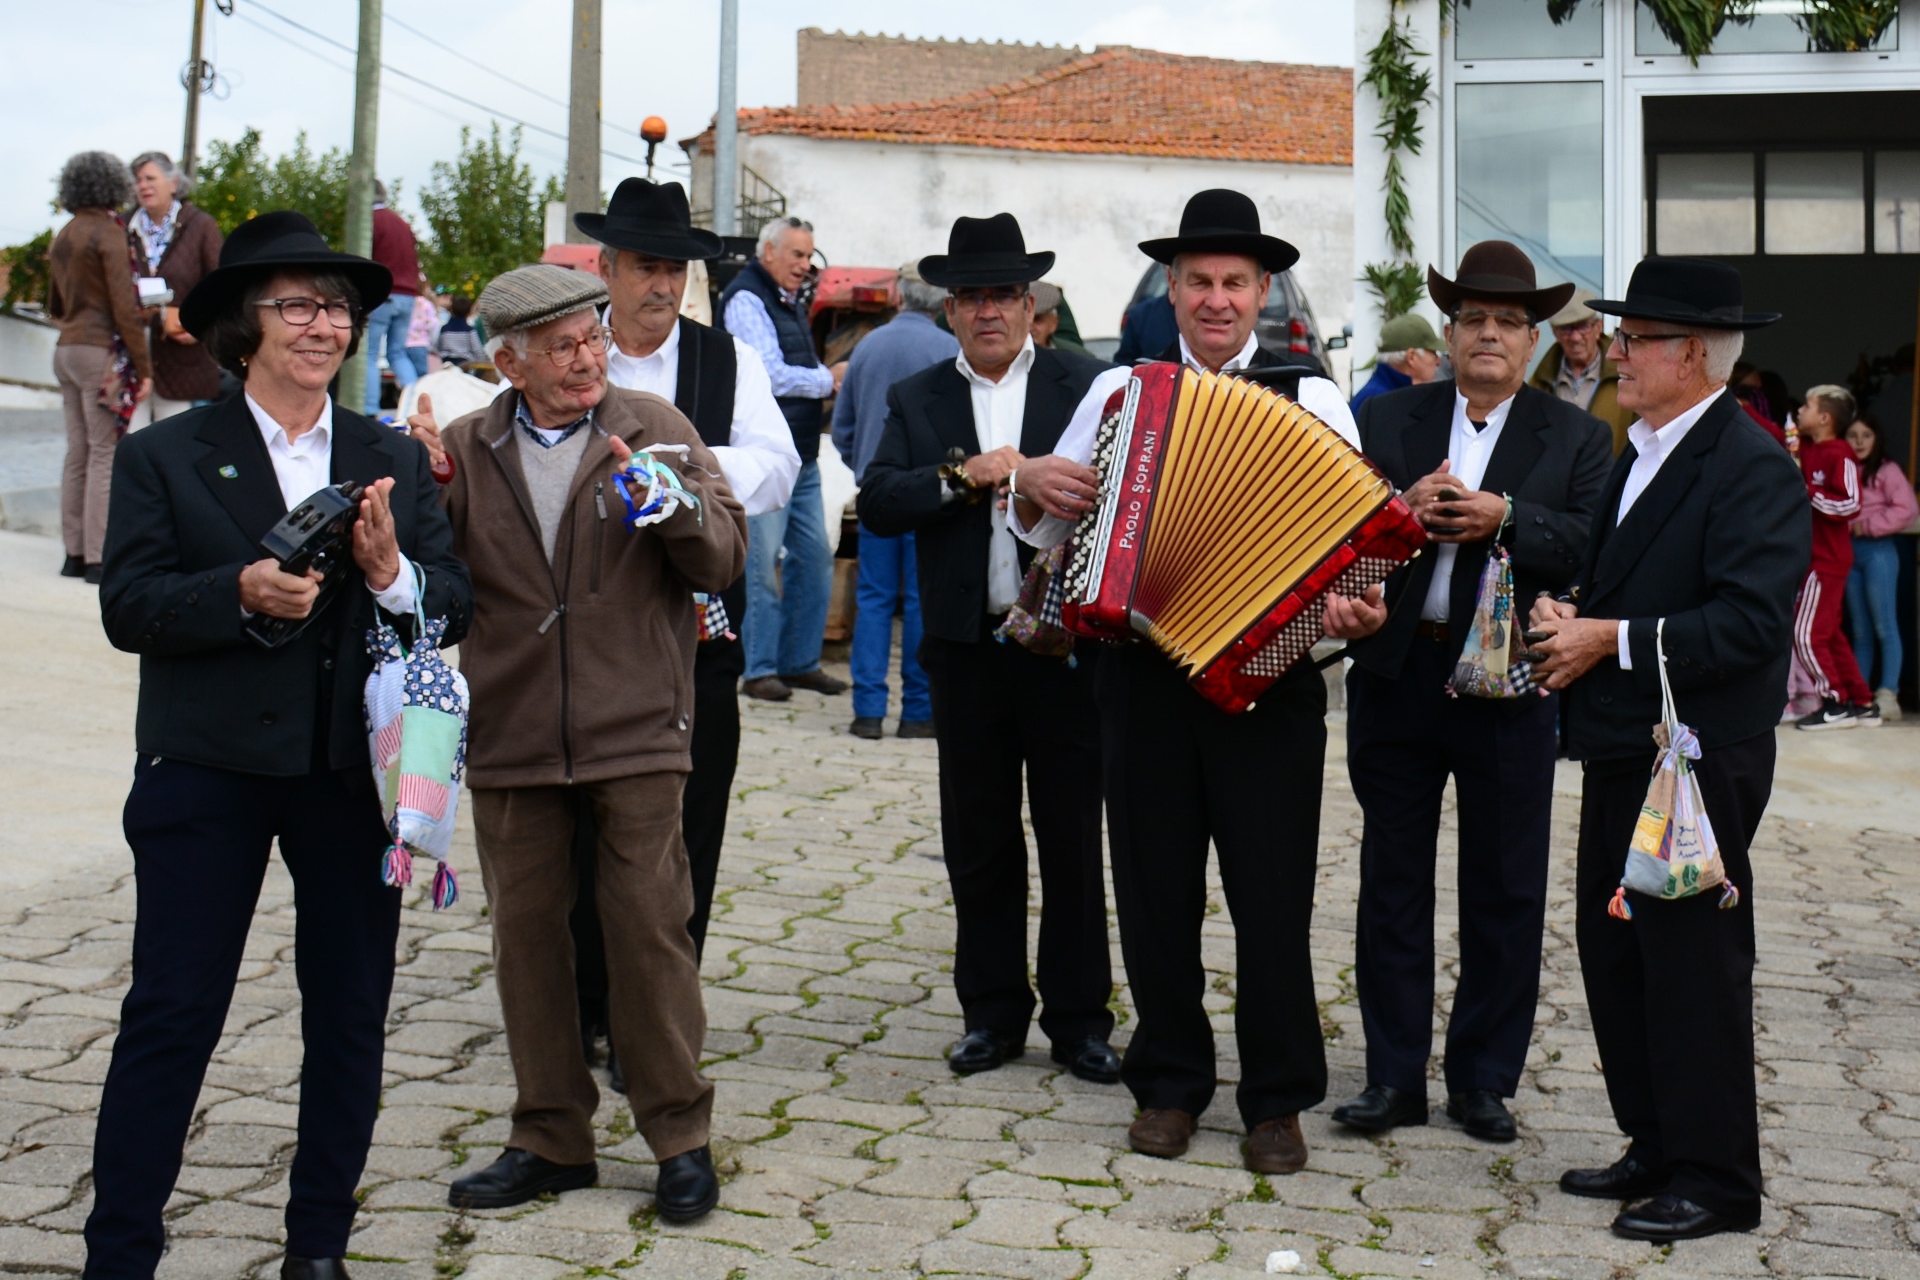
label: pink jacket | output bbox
[1852,460,1920,539]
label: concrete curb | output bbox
[0,486,58,537]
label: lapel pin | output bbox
[218,465,238,479]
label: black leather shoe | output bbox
[654,1144,721,1223]
[448,1148,597,1209]
[282,1259,352,1280]
[946,1029,1024,1075]
[1559,1154,1671,1200]
[580,1023,600,1067]
[83,563,103,585]
[897,719,936,739]
[1330,1084,1428,1133]
[850,716,884,740]
[1050,1036,1121,1084]
[1612,1193,1758,1242]
[1446,1090,1517,1142]
[59,555,84,578]
[608,1046,626,1096]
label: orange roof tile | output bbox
[685,47,1351,166]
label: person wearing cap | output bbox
[1009,189,1382,1178]
[89,211,472,1280]
[435,264,746,1223]
[1330,241,1612,1147]
[857,213,1120,1085]
[831,261,958,740]
[1028,281,1090,356]
[1529,287,1634,454]
[1348,312,1445,413]
[1529,257,1808,1242]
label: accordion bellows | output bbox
[1063,363,1425,713]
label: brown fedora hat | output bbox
[1427,240,1576,320]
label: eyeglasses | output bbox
[950,286,1028,311]
[524,326,613,367]
[1613,331,1695,359]
[1453,308,1533,335]
[256,296,356,328]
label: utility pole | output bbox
[341,0,382,414]
[565,0,602,244]
[181,0,208,177]
[713,0,738,237]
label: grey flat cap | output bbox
[477,263,609,336]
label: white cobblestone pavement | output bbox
[1,528,1918,1278]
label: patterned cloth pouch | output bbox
[364,565,468,909]
[1446,538,1542,699]
[1607,618,1739,920]
[694,591,734,642]
[995,542,1077,661]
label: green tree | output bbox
[419,124,561,297]
[196,127,357,246]
[2,229,52,313]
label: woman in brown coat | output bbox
[128,150,223,422]
[48,151,150,581]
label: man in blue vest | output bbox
[721,216,849,701]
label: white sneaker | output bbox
[1874,689,1902,722]
[1796,699,1858,731]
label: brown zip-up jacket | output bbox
[48,207,152,378]
[439,385,747,788]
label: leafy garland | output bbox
[1358,0,1901,326]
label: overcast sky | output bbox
[5,0,1356,246]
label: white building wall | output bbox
[1351,0,1445,367]
[736,134,1354,343]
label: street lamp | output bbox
[641,117,668,181]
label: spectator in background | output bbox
[48,151,150,583]
[433,294,486,369]
[1793,384,1876,730]
[1731,362,1790,448]
[1029,282,1090,356]
[831,263,958,740]
[1113,290,1176,366]
[405,291,439,377]
[1528,288,1633,454]
[1348,313,1444,412]
[365,179,422,414]
[1845,411,1918,721]
[720,215,850,701]
[127,151,221,427]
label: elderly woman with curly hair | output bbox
[49,150,151,582]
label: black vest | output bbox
[671,316,748,665]
[1150,340,1321,400]
[720,258,823,463]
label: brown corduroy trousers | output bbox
[55,344,118,564]
[472,772,713,1166]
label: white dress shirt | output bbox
[1419,391,1515,622]
[957,337,1037,614]
[1609,385,1723,669]
[245,393,418,616]
[1012,332,1361,549]
[604,316,802,517]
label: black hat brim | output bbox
[1587,297,1780,330]
[1138,232,1299,275]
[182,253,393,339]
[917,251,1055,289]
[574,212,724,262]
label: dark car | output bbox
[1121,261,1331,367]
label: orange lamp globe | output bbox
[641,117,669,144]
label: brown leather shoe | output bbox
[742,676,792,701]
[1244,1114,1308,1175]
[1128,1108,1195,1159]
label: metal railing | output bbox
[692,165,788,239]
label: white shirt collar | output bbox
[1627,386,1724,459]
[1452,389,1517,435]
[246,392,332,451]
[956,336,1036,389]
[1177,331,1260,373]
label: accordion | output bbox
[1062,362,1424,713]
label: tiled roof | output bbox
[685,47,1352,167]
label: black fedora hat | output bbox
[1590,256,1780,330]
[574,178,724,262]
[1426,240,1575,319]
[1139,189,1299,274]
[181,211,392,338]
[918,213,1055,289]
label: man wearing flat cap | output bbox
[1011,189,1385,1178]
[1529,287,1634,454]
[1529,256,1808,1242]
[1331,240,1612,1147]
[435,263,747,1223]
[858,212,1121,1085]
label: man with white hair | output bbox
[720,215,849,701]
[1530,256,1808,1242]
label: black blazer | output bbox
[100,395,473,776]
[1562,390,1809,761]
[857,345,1110,642]
[1350,380,1614,681]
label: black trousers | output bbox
[920,628,1112,1048]
[1098,643,1328,1128]
[1576,732,1772,1221]
[1346,638,1559,1097]
[86,758,400,1278]
[574,641,741,1035]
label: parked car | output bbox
[1121,261,1333,368]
